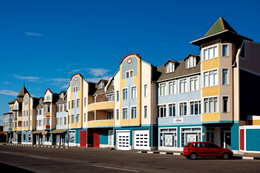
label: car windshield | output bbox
[184,143,190,147]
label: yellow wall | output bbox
[88,101,114,111]
[202,86,219,97]
[88,119,114,127]
[201,57,219,71]
[202,113,219,122]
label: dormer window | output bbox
[98,82,104,89]
[186,56,196,69]
[166,62,174,73]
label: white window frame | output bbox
[116,90,119,102]
[179,102,188,116]
[144,105,148,119]
[180,126,202,147]
[221,44,230,57]
[168,103,176,117]
[116,109,119,120]
[190,76,199,92]
[221,68,230,85]
[122,88,128,100]
[126,69,134,78]
[166,62,175,73]
[144,84,148,97]
[169,81,176,95]
[131,86,137,99]
[157,104,167,118]
[131,106,137,119]
[203,96,218,114]
[122,107,128,120]
[189,100,201,116]
[159,83,166,96]
[202,44,218,61]
[221,95,230,113]
[203,68,218,87]
[179,78,188,93]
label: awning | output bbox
[49,129,67,134]
[31,130,44,134]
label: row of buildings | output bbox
[3,17,260,153]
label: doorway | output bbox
[224,131,231,149]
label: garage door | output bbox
[116,131,130,150]
[134,130,149,150]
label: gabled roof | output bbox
[17,85,29,97]
[204,17,236,38]
[163,59,179,66]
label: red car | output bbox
[182,142,233,160]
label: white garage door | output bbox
[116,131,130,150]
[134,130,149,150]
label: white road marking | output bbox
[93,164,139,172]
[29,155,49,160]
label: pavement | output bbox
[2,142,260,160]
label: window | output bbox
[47,105,50,113]
[157,105,166,117]
[84,113,86,122]
[190,77,199,91]
[204,70,218,87]
[76,99,80,108]
[68,115,70,124]
[76,114,80,123]
[84,97,86,107]
[106,93,114,101]
[204,97,218,113]
[204,45,218,60]
[60,104,63,112]
[169,81,176,95]
[144,84,148,97]
[222,69,229,85]
[116,109,119,120]
[122,88,127,100]
[122,108,127,119]
[186,56,196,69]
[56,118,59,125]
[60,117,63,125]
[166,62,174,73]
[222,96,230,113]
[68,101,70,109]
[222,44,229,57]
[47,117,50,125]
[159,83,166,96]
[131,107,137,119]
[73,86,78,92]
[64,117,66,125]
[144,105,148,118]
[98,82,105,89]
[179,102,187,116]
[71,115,74,123]
[126,70,134,78]
[71,100,75,108]
[131,86,137,99]
[169,104,176,117]
[106,112,114,120]
[116,91,119,102]
[190,101,201,115]
[179,79,188,93]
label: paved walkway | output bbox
[2,142,260,160]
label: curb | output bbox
[5,143,68,149]
[138,150,182,156]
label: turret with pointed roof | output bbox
[17,84,29,98]
[191,16,252,46]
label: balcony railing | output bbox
[88,101,114,112]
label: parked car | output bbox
[182,141,233,160]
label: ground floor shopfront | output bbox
[158,123,239,151]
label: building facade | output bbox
[3,17,260,152]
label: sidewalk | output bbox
[137,149,260,160]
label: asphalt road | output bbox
[0,145,260,173]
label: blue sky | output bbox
[1,0,260,125]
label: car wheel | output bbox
[189,153,197,160]
[222,153,229,160]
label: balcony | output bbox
[88,101,114,112]
[87,119,114,128]
[87,110,114,128]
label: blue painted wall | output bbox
[231,122,239,150]
[100,129,108,145]
[246,129,260,152]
